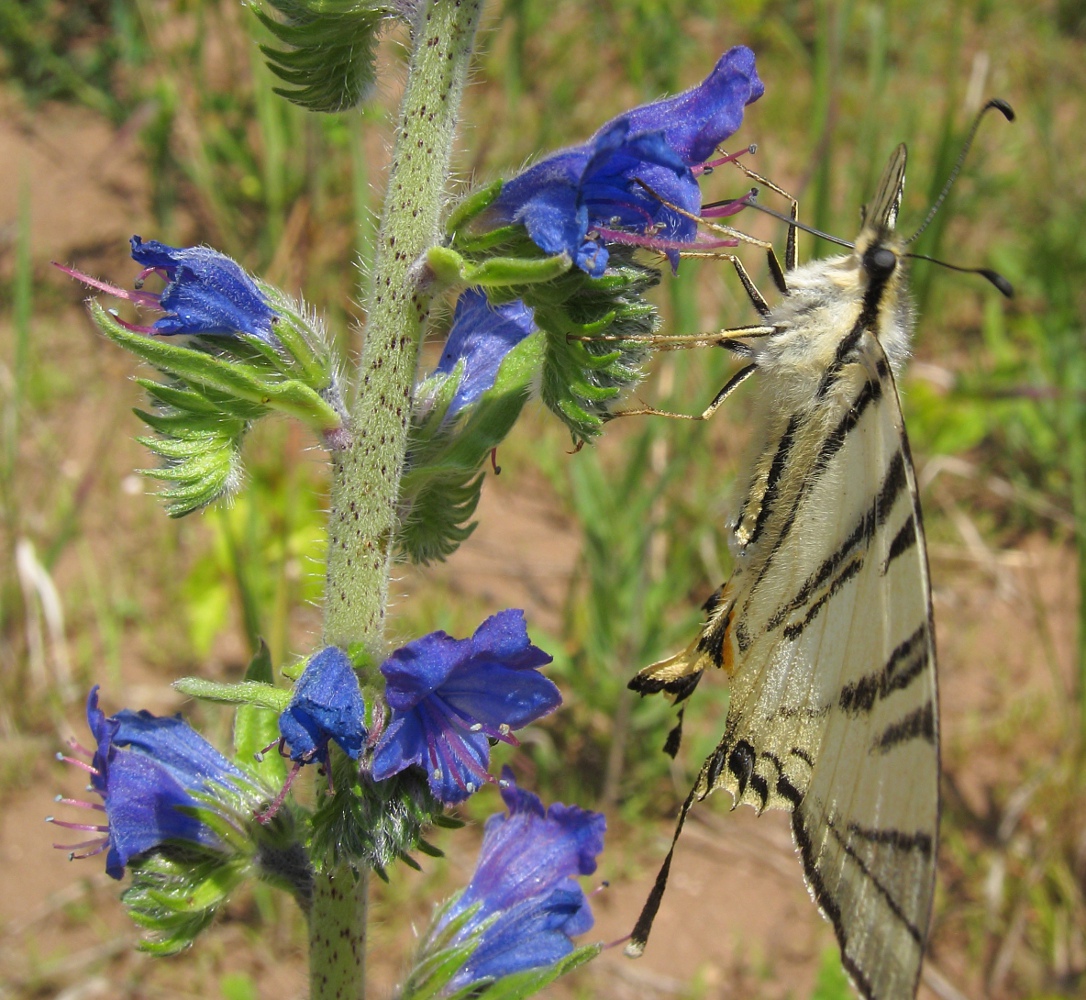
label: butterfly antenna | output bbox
[739,191,855,250]
[906,98,1015,245]
[903,253,1013,297]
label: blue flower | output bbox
[434,290,537,418]
[440,768,605,990]
[129,236,278,338]
[55,237,278,339]
[491,46,763,276]
[278,646,367,766]
[51,688,262,880]
[371,610,560,804]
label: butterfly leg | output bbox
[731,163,800,274]
[615,362,756,421]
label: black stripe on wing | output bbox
[838,624,931,716]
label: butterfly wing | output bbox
[629,331,937,1000]
[745,339,937,1000]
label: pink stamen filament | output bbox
[54,796,105,811]
[693,144,756,175]
[134,266,169,289]
[51,263,162,309]
[66,737,94,757]
[256,761,303,824]
[106,310,158,335]
[56,753,97,775]
[69,842,110,861]
[47,817,109,833]
[422,702,493,792]
[595,227,739,253]
[53,836,108,852]
[701,194,752,220]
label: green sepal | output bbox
[172,677,291,713]
[424,246,572,291]
[398,891,602,1000]
[397,897,485,1000]
[255,0,400,113]
[134,419,245,517]
[310,758,443,872]
[91,303,342,429]
[450,944,603,1000]
[122,851,249,955]
[445,181,504,238]
[397,331,543,563]
[90,293,345,515]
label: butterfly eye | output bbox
[865,245,898,279]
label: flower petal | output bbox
[129,236,277,339]
[437,769,606,989]
[620,45,764,164]
[436,290,537,416]
[278,646,367,763]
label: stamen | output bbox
[254,738,283,763]
[54,836,107,852]
[134,266,168,289]
[694,144,757,175]
[701,192,754,220]
[595,227,740,254]
[66,737,93,757]
[106,310,157,335]
[46,817,109,833]
[69,842,110,861]
[256,761,302,824]
[52,263,162,308]
[54,795,105,811]
[56,753,97,775]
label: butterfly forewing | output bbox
[629,147,938,1000]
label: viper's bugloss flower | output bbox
[434,290,537,418]
[440,768,605,990]
[371,610,560,804]
[55,236,277,340]
[490,46,763,276]
[278,646,367,766]
[50,688,263,880]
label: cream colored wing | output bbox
[630,333,937,1000]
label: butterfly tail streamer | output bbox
[624,781,701,957]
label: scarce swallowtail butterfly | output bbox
[625,100,1014,1000]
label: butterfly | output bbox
[625,101,1013,1000]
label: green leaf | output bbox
[397,332,544,563]
[255,0,400,113]
[234,641,289,784]
[173,677,291,712]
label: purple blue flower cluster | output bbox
[433,289,537,419]
[491,46,762,276]
[56,237,277,340]
[50,688,263,879]
[439,768,606,989]
[372,609,560,804]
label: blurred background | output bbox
[1,1,1084,997]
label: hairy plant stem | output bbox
[314,2,484,998]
